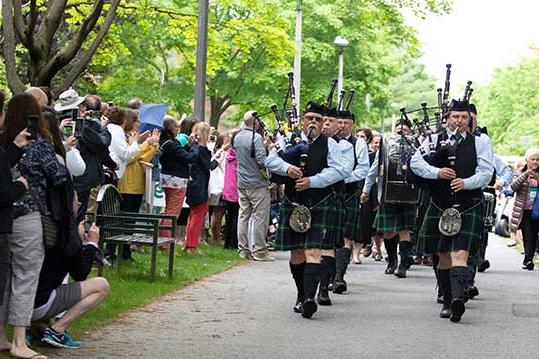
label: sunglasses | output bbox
[304,115,324,123]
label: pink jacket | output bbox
[222,149,239,203]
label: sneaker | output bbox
[42,327,82,349]
[252,253,275,262]
[239,251,253,260]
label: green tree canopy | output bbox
[474,57,539,155]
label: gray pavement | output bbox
[53,235,538,359]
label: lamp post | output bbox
[293,0,303,108]
[194,0,209,122]
[334,35,349,103]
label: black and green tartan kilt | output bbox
[331,193,345,248]
[342,192,361,242]
[374,203,417,235]
[275,193,339,251]
[418,199,484,255]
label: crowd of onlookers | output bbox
[0,86,284,358]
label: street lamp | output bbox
[334,36,349,102]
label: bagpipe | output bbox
[378,64,476,206]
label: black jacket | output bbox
[73,119,116,193]
[34,243,97,308]
[159,137,193,179]
[0,141,26,233]
[186,145,217,207]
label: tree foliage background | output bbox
[474,57,539,155]
[2,0,453,128]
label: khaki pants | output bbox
[0,212,44,326]
[238,187,270,256]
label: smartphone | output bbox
[63,122,75,137]
[74,117,84,139]
[27,115,39,140]
[209,135,217,142]
[84,213,95,233]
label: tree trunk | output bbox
[209,94,232,128]
[2,0,26,93]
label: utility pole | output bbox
[293,0,303,108]
[194,0,209,122]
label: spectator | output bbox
[177,116,196,147]
[1,93,67,359]
[222,130,240,250]
[0,91,30,357]
[159,118,194,249]
[42,107,86,177]
[106,106,140,181]
[32,222,109,349]
[127,98,143,110]
[24,87,49,108]
[208,133,229,245]
[185,122,217,253]
[112,112,159,260]
[55,91,116,223]
[233,111,273,261]
[510,148,539,270]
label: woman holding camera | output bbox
[0,94,67,359]
[510,148,539,270]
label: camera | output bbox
[62,122,75,137]
[27,115,40,140]
[89,110,101,119]
[74,117,85,139]
[209,135,217,142]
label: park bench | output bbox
[95,184,176,282]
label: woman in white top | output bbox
[105,106,140,180]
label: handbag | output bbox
[27,185,58,249]
[208,159,225,206]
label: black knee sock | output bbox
[398,241,413,261]
[320,256,335,290]
[303,263,322,301]
[384,237,398,264]
[335,248,351,281]
[438,269,452,307]
[290,262,305,303]
[450,266,468,301]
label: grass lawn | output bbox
[0,244,243,358]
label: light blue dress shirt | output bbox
[337,138,354,180]
[265,132,344,189]
[410,130,494,190]
[344,136,370,184]
[363,151,379,194]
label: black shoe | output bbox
[317,285,332,306]
[450,299,465,322]
[385,262,398,274]
[467,286,479,299]
[395,262,407,278]
[333,279,347,294]
[523,261,535,271]
[293,302,303,313]
[317,293,332,306]
[437,295,444,304]
[440,307,452,319]
[477,260,490,272]
[328,281,334,291]
[301,299,317,318]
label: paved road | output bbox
[53,235,538,359]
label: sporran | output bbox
[289,204,311,233]
[438,207,462,237]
